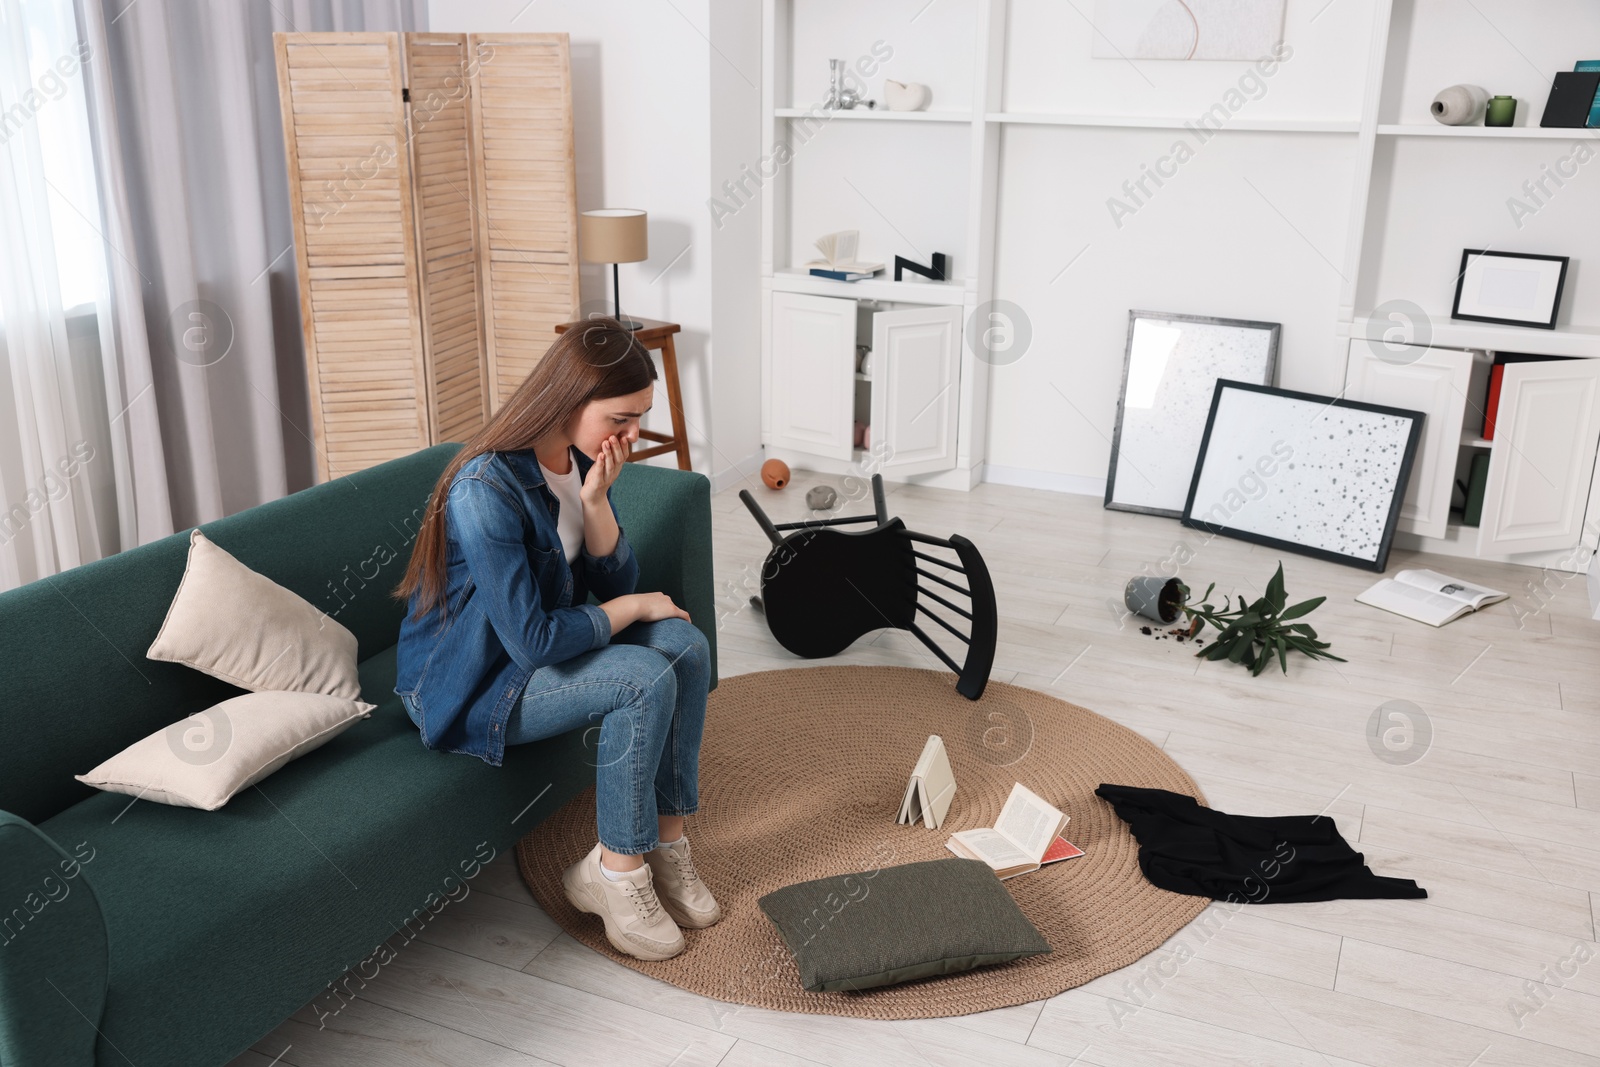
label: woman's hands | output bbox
[599,591,691,636]
[580,433,631,504]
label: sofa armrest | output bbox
[0,811,107,1067]
[607,463,719,689]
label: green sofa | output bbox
[0,442,717,1066]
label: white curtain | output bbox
[0,0,425,593]
[0,0,116,591]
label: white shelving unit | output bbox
[759,0,1005,491]
[1336,0,1600,572]
[758,0,1600,574]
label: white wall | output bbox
[427,0,763,487]
[982,0,1378,494]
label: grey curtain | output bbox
[77,0,426,544]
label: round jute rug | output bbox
[515,665,1209,1019]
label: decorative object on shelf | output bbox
[1105,310,1280,518]
[579,209,648,330]
[739,473,998,699]
[1485,94,1517,127]
[1451,249,1569,330]
[761,458,791,489]
[1539,72,1600,128]
[1576,61,1600,127]
[1092,0,1285,61]
[1180,381,1424,572]
[1124,575,1183,624]
[894,252,948,282]
[1458,453,1491,526]
[826,58,862,110]
[883,80,932,111]
[1429,83,1488,125]
[853,419,871,449]
[804,229,883,280]
[806,485,838,510]
[1175,563,1343,676]
[856,345,873,378]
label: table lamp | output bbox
[579,208,648,330]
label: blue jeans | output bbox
[506,617,709,855]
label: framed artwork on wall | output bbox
[1105,310,1280,518]
[1180,381,1425,572]
[1451,249,1569,330]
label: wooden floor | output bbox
[235,469,1600,1067]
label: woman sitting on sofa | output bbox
[391,316,718,962]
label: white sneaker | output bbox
[561,844,685,961]
[644,836,722,929]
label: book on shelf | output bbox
[1355,568,1507,627]
[808,267,877,282]
[946,782,1079,879]
[803,228,883,280]
[896,734,957,829]
[1576,61,1600,127]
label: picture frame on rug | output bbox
[1451,249,1569,330]
[1105,310,1281,518]
[1180,380,1425,572]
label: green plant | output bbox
[1176,562,1345,676]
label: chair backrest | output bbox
[0,444,461,824]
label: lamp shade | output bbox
[579,209,648,264]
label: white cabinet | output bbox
[1342,338,1600,568]
[1476,359,1600,556]
[765,291,963,478]
[767,291,857,460]
[870,305,964,477]
[1343,340,1473,539]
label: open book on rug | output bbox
[946,782,1080,878]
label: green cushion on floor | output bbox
[758,858,1050,993]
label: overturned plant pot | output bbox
[1124,576,1183,624]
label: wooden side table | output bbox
[554,317,692,471]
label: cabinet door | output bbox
[871,305,963,476]
[1342,340,1473,539]
[1477,358,1600,556]
[768,291,856,460]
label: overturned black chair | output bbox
[739,474,998,700]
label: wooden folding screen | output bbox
[467,34,581,412]
[274,32,578,481]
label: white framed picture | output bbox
[1180,381,1425,572]
[1105,311,1280,518]
[1451,249,1568,330]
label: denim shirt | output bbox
[393,446,639,766]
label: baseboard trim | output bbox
[980,463,1106,499]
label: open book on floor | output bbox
[1355,568,1507,627]
[946,782,1080,879]
[897,734,956,829]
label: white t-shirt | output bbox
[538,454,585,564]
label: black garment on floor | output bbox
[1095,784,1427,903]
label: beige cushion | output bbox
[75,691,374,810]
[147,528,362,700]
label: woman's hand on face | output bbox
[581,433,631,502]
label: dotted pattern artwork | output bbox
[1187,386,1414,563]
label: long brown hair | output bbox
[392,316,657,623]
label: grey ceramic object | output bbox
[806,485,838,510]
[1430,84,1488,125]
[1125,576,1183,624]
